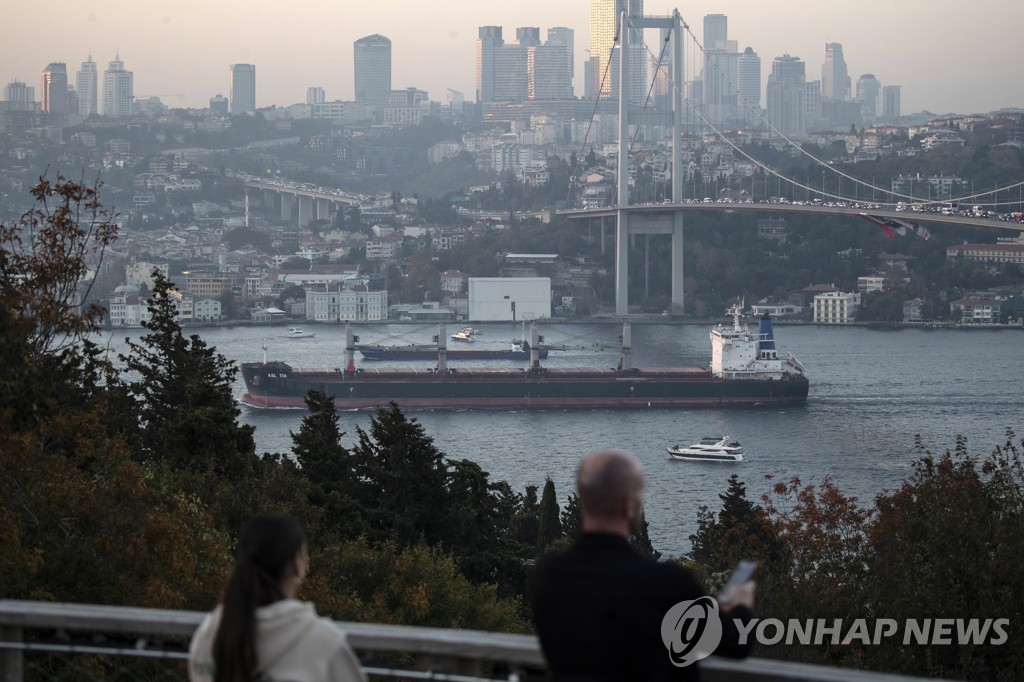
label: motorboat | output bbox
[450,330,475,343]
[285,327,316,339]
[460,327,483,335]
[667,436,744,462]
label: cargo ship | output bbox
[359,339,548,362]
[239,308,808,410]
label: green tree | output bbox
[291,389,362,539]
[560,492,582,538]
[351,402,450,548]
[630,507,660,561]
[536,478,563,556]
[119,272,257,478]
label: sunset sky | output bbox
[3,0,1021,115]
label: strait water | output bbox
[97,322,1023,557]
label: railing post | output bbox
[0,626,23,682]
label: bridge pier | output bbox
[297,195,313,227]
[615,210,630,316]
[316,199,331,221]
[671,214,684,313]
[281,193,294,222]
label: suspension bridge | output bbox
[562,4,1024,315]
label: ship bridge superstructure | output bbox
[711,303,805,379]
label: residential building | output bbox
[902,298,925,323]
[821,42,850,101]
[946,242,1024,265]
[102,53,134,118]
[950,297,1000,324]
[229,64,256,114]
[40,62,68,114]
[766,55,806,137]
[185,274,235,300]
[354,35,391,106]
[756,217,787,241]
[76,53,98,116]
[813,290,859,324]
[306,87,325,105]
[440,270,469,294]
[365,235,402,261]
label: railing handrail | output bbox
[0,600,945,681]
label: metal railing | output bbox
[0,600,938,682]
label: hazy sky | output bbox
[4,0,1022,115]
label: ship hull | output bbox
[359,348,548,361]
[240,363,809,410]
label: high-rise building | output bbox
[821,42,850,101]
[704,39,739,126]
[40,62,68,114]
[102,53,133,118]
[546,27,575,95]
[493,43,529,102]
[737,47,761,124]
[703,14,728,50]
[766,54,806,137]
[882,85,901,122]
[856,74,881,120]
[516,27,541,47]
[476,26,503,102]
[76,53,97,116]
[354,34,391,106]
[229,64,256,114]
[529,44,573,100]
[590,0,644,100]
[3,80,35,111]
[209,94,229,115]
[307,87,326,105]
[805,80,822,131]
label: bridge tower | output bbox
[615,7,686,315]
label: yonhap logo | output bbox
[660,597,723,667]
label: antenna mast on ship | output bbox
[619,321,632,371]
[436,321,448,372]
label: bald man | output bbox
[532,449,754,681]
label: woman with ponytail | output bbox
[189,513,365,682]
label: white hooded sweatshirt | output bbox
[188,599,366,682]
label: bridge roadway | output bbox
[560,201,1024,234]
[232,172,362,227]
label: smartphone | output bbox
[717,560,758,603]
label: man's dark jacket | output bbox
[532,532,753,681]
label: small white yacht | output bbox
[285,327,316,339]
[450,329,475,343]
[667,436,744,463]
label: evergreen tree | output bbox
[351,402,450,548]
[689,474,776,571]
[511,485,540,550]
[291,389,361,539]
[630,507,661,561]
[560,492,583,538]
[536,478,563,556]
[119,272,256,478]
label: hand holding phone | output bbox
[717,560,757,605]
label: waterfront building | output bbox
[76,53,98,116]
[102,53,134,118]
[40,62,68,114]
[766,55,806,137]
[813,290,860,324]
[229,64,256,115]
[354,34,391,106]
[821,42,850,101]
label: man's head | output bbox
[576,449,645,536]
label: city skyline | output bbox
[2,0,1022,115]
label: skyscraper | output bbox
[821,43,850,101]
[476,26,503,102]
[229,64,256,115]
[737,47,761,124]
[546,27,575,95]
[4,81,35,110]
[40,62,68,114]
[590,0,644,100]
[704,40,739,126]
[76,53,97,116]
[856,74,881,120]
[882,85,901,122]
[354,35,391,106]
[102,53,133,118]
[703,14,727,50]
[766,54,806,137]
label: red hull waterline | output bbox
[239,393,806,410]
